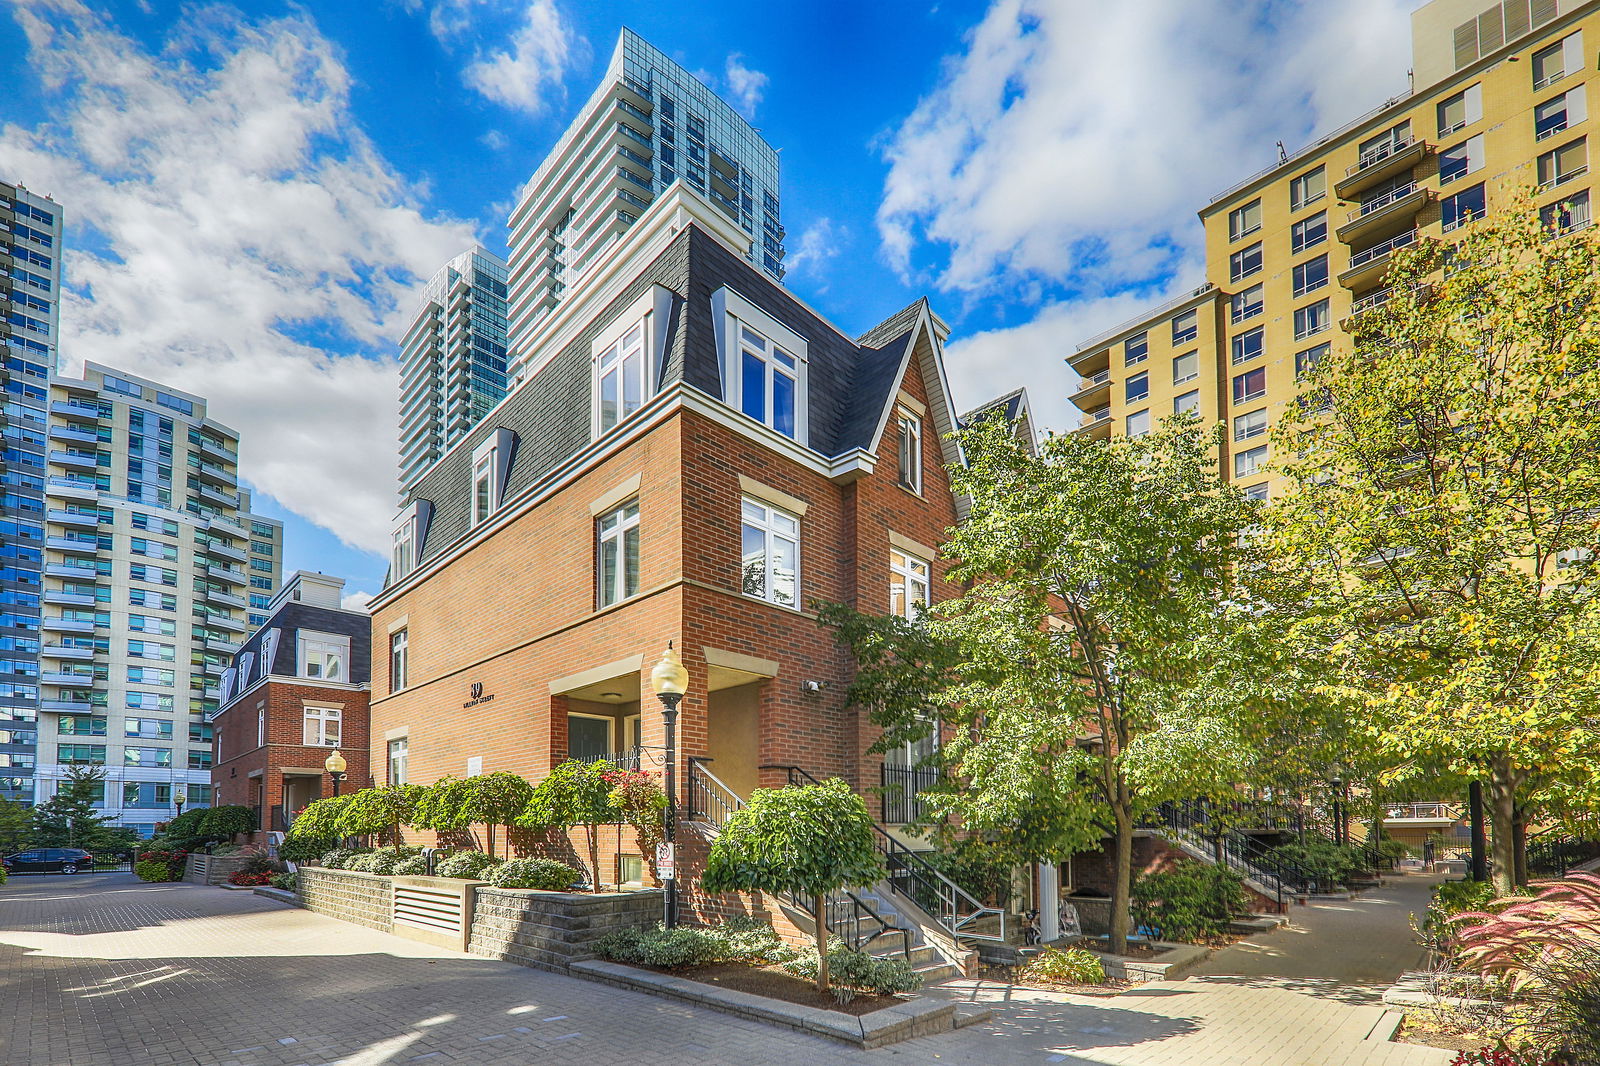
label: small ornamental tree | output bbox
[701,779,886,993]
[30,765,119,854]
[520,760,616,889]
[602,767,666,876]
[415,772,533,858]
[198,805,258,843]
[286,793,356,852]
[336,784,425,848]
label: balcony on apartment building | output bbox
[47,450,99,473]
[205,563,248,586]
[44,476,99,503]
[1079,405,1113,441]
[1337,181,1432,244]
[44,562,98,580]
[40,617,96,634]
[1382,802,1462,827]
[199,539,248,564]
[40,669,101,686]
[45,508,102,529]
[46,535,104,556]
[205,587,247,609]
[42,698,94,713]
[38,644,98,661]
[1342,282,1432,330]
[204,636,242,656]
[41,589,98,607]
[47,424,101,447]
[191,434,239,463]
[49,400,108,421]
[1333,136,1431,200]
[202,613,246,634]
[1339,229,1430,290]
[1070,369,1112,409]
[196,483,241,509]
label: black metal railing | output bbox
[1529,830,1600,876]
[765,764,1005,943]
[684,759,909,958]
[1142,799,1321,904]
[572,745,663,772]
[880,764,939,824]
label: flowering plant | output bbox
[227,870,274,887]
[602,768,666,873]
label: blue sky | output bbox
[0,0,1423,603]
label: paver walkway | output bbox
[1186,872,1445,1003]
[0,873,1451,1065]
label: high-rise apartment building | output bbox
[1068,0,1597,501]
[397,247,509,495]
[504,28,784,382]
[1,179,64,808]
[35,363,282,835]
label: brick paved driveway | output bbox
[1,874,1450,1065]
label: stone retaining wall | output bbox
[468,887,662,972]
[297,866,393,933]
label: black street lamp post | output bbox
[651,642,689,929]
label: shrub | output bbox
[1261,838,1368,889]
[391,854,429,876]
[782,945,922,1002]
[134,849,188,882]
[1131,862,1248,943]
[593,919,797,969]
[344,848,419,876]
[1020,946,1107,986]
[316,848,369,870]
[1422,879,1499,954]
[1449,1048,1565,1066]
[488,857,581,890]
[1376,837,1412,867]
[922,837,1014,909]
[278,834,337,865]
[227,871,274,887]
[270,873,297,892]
[434,850,503,880]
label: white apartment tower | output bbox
[505,28,785,382]
[37,363,282,835]
[397,247,509,495]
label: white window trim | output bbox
[890,549,931,618]
[590,287,672,440]
[302,702,342,748]
[711,285,810,446]
[390,628,408,693]
[740,496,802,609]
[471,428,516,527]
[596,499,642,608]
[391,501,432,579]
[896,412,923,494]
[297,630,351,683]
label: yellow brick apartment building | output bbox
[1069,0,1597,499]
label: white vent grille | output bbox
[393,884,465,934]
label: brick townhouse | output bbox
[366,186,1029,902]
[211,571,373,836]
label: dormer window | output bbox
[713,286,809,445]
[297,631,349,682]
[391,501,433,581]
[591,286,672,439]
[470,429,516,527]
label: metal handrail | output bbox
[687,759,910,957]
[1346,135,1419,177]
[765,764,1006,943]
[1347,229,1418,270]
[1347,182,1419,223]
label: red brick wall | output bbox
[210,680,372,820]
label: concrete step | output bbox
[914,961,960,983]
[952,1004,992,1029]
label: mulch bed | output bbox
[977,964,1126,997]
[667,962,906,1017]
[1396,1011,1495,1053]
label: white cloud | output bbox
[3,1,479,553]
[461,0,578,114]
[341,590,376,613]
[784,217,846,280]
[724,53,768,118]
[880,0,1420,293]
[883,0,1422,431]
[480,128,509,150]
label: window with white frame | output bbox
[389,629,408,692]
[737,322,801,438]
[597,500,641,607]
[740,498,799,607]
[392,521,414,580]
[1125,409,1151,437]
[1291,212,1327,253]
[1233,408,1269,442]
[1228,199,1261,241]
[890,549,930,618]
[896,414,922,493]
[594,319,647,434]
[1289,166,1325,211]
[1174,390,1201,415]
[387,737,409,785]
[297,632,349,683]
[303,703,341,747]
[472,450,494,526]
[1234,444,1269,479]
[1172,351,1198,385]
[469,430,513,528]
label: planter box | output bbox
[1084,939,1210,984]
[183,853,253,886]
[468,887,662,972]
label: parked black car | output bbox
[2,848,95,874]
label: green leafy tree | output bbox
[336,785,425,847]
[30,766,120,853]
[417,772,534,858]
[198,805,258,842]
[519,761,616,889]
[701,778,886,993]
[285,793,355,849]
[0,796,31,854]
[831,414,1261,955]
[1264,192,1600,895]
